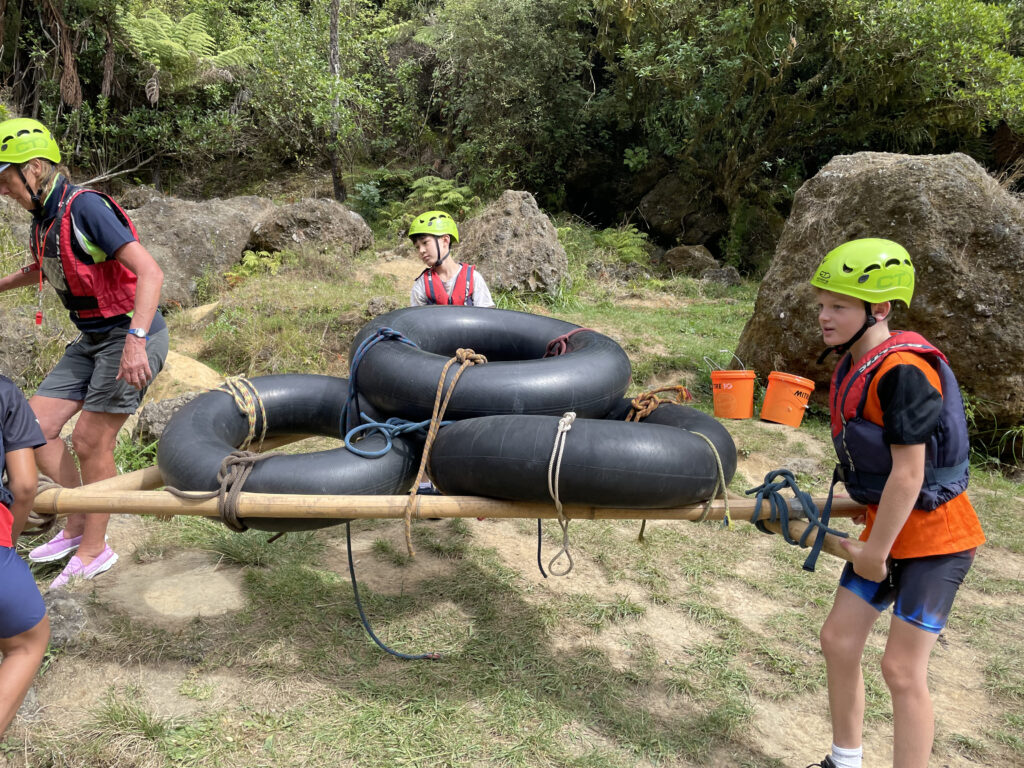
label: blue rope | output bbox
[344,415,450,457]
[345,522,440,661]
[745,468,849,572]
[342,327,419,436]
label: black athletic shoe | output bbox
[804,758,837,768]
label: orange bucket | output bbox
[710,370,756,419]
[760,371,815,428]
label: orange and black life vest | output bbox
[420,264,476,306]
[830,331,970,510]
[31,185,138,319]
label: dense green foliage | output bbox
[2,0,1022,266]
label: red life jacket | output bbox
[421,264,476,306]
[829,330,970,510]
[32,186,138,319]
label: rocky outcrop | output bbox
[662,244,718,277]
[735,152,1024,430]
[458,191,568,294]
[247,198,373,257]
[637,176,727,245]
[130,195,275,307]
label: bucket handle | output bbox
[703,350,746,372]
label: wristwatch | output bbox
[127,327,148,340]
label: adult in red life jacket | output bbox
[806,239,984,768]
[0,118,167,589]
[408,210,494,308]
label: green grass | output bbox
[9,216,1024,768]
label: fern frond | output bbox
[209,45,253,69]
[145,74,160,106]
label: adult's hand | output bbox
[116,335,151,390]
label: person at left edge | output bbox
[0,117,168,589]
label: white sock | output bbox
[830,743,863,768]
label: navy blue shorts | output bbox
[839,548,975,634]
[0,547,46,638]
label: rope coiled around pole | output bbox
[745,468,848,571]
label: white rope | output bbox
[692,431,731,527]
[545,411,577,576]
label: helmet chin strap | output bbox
[15,164,44,215]
[431,234,449,269]
[817,302,877,364]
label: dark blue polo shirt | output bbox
[33,175,165,335]
[0,376,45,528]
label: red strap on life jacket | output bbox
[829,330,948,436]
[421,264,475,305]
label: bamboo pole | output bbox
[32,486,864,524]
[760,520,852,563]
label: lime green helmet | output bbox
[0,118,61,174]
[408,210,459,243]
[810,238,915,307]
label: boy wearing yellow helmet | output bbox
[807,239,984,768]
[408,210,494,308]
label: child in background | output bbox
[408,210,494,308]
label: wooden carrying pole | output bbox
[32,486,865,523]
[34,426,863,564]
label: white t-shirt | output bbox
[409,265,495,308]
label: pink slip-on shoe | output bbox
[49,546,119,590]
[28,530,83,563]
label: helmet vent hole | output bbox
[884,258,901,267]
[863,264,880,272]
[842,264,854,273]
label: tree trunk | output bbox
[34,0,82,108]
[328,0,346,202]
[100,24,115,98]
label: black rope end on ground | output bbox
[344,521,444,661]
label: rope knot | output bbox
[165,450,283,532]
[454,348,487,365]
[544,328,593,358]
[24,475,64,536]
[626,385,693,422]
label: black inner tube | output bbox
[158,374,420,532]
[349,306,633,421]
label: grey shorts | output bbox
[35,326,169,414]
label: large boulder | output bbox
[0,197,30,247]
[130,195,275,307]
[637,175,728,245]
[662,244,718,277]
[247,198,373,257]
[458,191,567,294]
[735,152,1024,430]
[0,306,47,389]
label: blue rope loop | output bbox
[344,414,450,458]
[342,327,419,436]
[745,468,849,572]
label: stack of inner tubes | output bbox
[157,306,737,530]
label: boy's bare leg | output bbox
[0,616,50,738]
[820,587,881,748]
[883,617,941,768]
